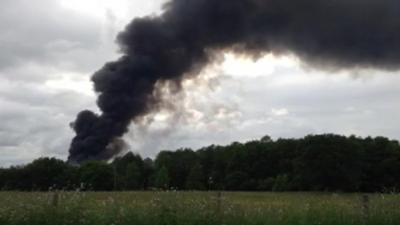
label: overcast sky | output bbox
[1,0,400,167]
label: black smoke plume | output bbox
[68,0,400,164]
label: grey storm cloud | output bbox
[0,0,105,166]
[0,0,103,73]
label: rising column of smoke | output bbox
[68,0,400,164]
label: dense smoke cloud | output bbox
[69,0,400,163]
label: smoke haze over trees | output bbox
[3,134,400,192]
[69,0,400,164]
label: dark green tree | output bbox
[125,162,141,189]
[155,166,170,190]
[185,163,205,190]
[79,161,113,191]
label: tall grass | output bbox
[0,192,399,225]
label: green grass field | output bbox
[0,192,399,225]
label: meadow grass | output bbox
[0,191,399,225]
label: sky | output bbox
[1,0,400,166]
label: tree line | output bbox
[1,134,400,192]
